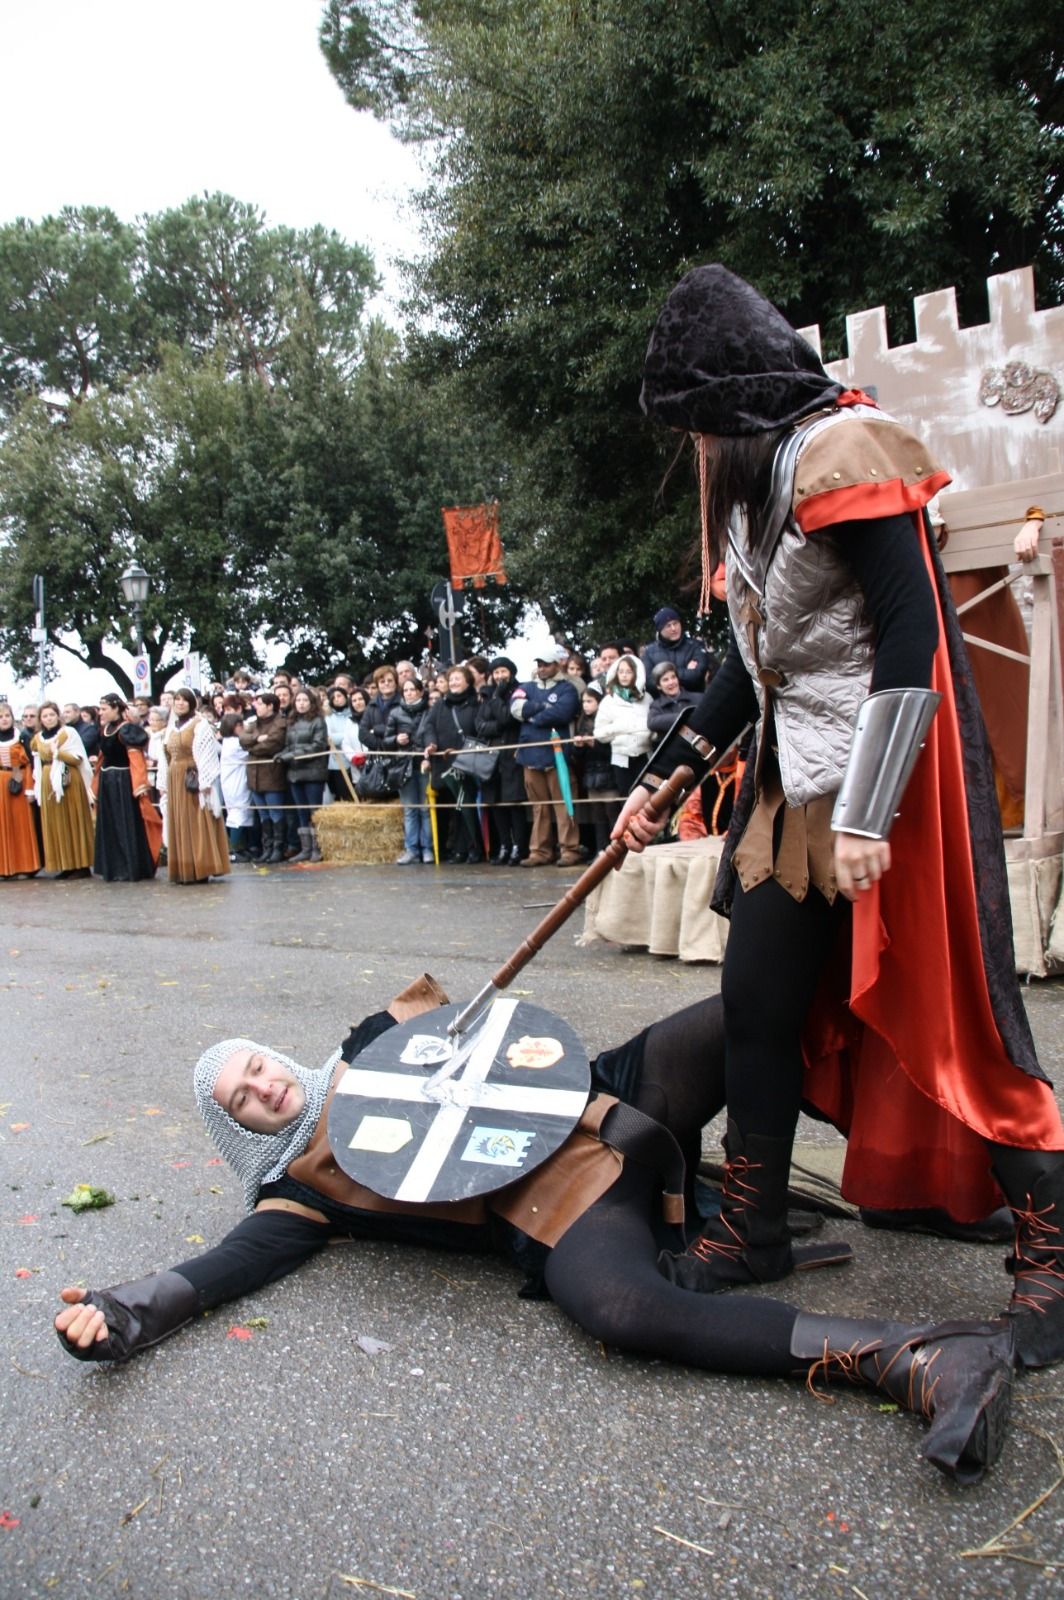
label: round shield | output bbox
[327,998,590,1203]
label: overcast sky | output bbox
[0,0,433,704]
[2,0,425,304]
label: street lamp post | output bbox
[119,561,151,698]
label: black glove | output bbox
[57,1270,199,1363]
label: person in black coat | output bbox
[385,679,432,864]
[570,683,619,854]
[477,656,530,865]
[647,662,704,742]
[641,608,719,694]
[421,665,493,863]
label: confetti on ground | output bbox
[170,1161,190,1170]
[227,1325,253,1340]
[142,1107,162,1116]
[9,1123,30,1133]
[184,1234,205,1245]
[61,1185,115,1214]
[15,1268,33,1279]
[0,1511,20,1529]
[16,1215,39,1225]
[206,1157,224,1166]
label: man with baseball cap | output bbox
[511,647,581,866]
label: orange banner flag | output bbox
[441,502,506,590]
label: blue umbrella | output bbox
[550,728,574,818]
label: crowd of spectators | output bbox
[0,604,736,879]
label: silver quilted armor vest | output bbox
[726,409,881,806]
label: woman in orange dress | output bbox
[0,703,40,877]
[161,690,229,885]
[31,701,95,876]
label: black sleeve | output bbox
[172,1208,331,1310]
[831,513,939,692]
[684,630,760,754]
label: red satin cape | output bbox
[794,487,1063,1220]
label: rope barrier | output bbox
[240,732,588,765]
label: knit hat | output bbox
[193,1038,338,1212]
[488,656,518,676]
[653,607,681,631]
[640,264,842,436]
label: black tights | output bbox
[544,1165,799,1376]
[722,876,845,1139]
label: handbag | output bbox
[8,773,23,796]
[355,758,398,800]
[183,768,199,793]
[386,754,413,790]
[449,710,498,784]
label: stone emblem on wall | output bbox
[979,361,1059,423]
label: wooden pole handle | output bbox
[490,764,695,991]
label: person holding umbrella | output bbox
[511,647,581,868]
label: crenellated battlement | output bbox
[798,268,1063,491]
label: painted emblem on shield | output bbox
[505,1035,563,1071]
[460,1127,535,1167]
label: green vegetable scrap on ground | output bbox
[61,1184,116,1214]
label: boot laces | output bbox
[1009,1194,1064,1315]
[804,1335,940,1419]
[687,1154,761,1265]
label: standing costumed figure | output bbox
[618,265,1064,1375]
[160,689,230,885]
[93,694,161,882]
[0,702,40,878]
[31,701,94,876]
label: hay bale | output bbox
[312,802,404,864]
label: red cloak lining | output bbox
[797,493,1063,1220]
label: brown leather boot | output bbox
[791,1313,1015,1484]
[659,1117,852,1291]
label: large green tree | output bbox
[0,348,268,692]
[0,195,378,414]
[0,196,404,689]
[321,0,1063,638]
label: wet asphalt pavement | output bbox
[2,861,1063,1600]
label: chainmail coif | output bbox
[193,1037,339,1212]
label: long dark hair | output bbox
[698,430,784,565]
